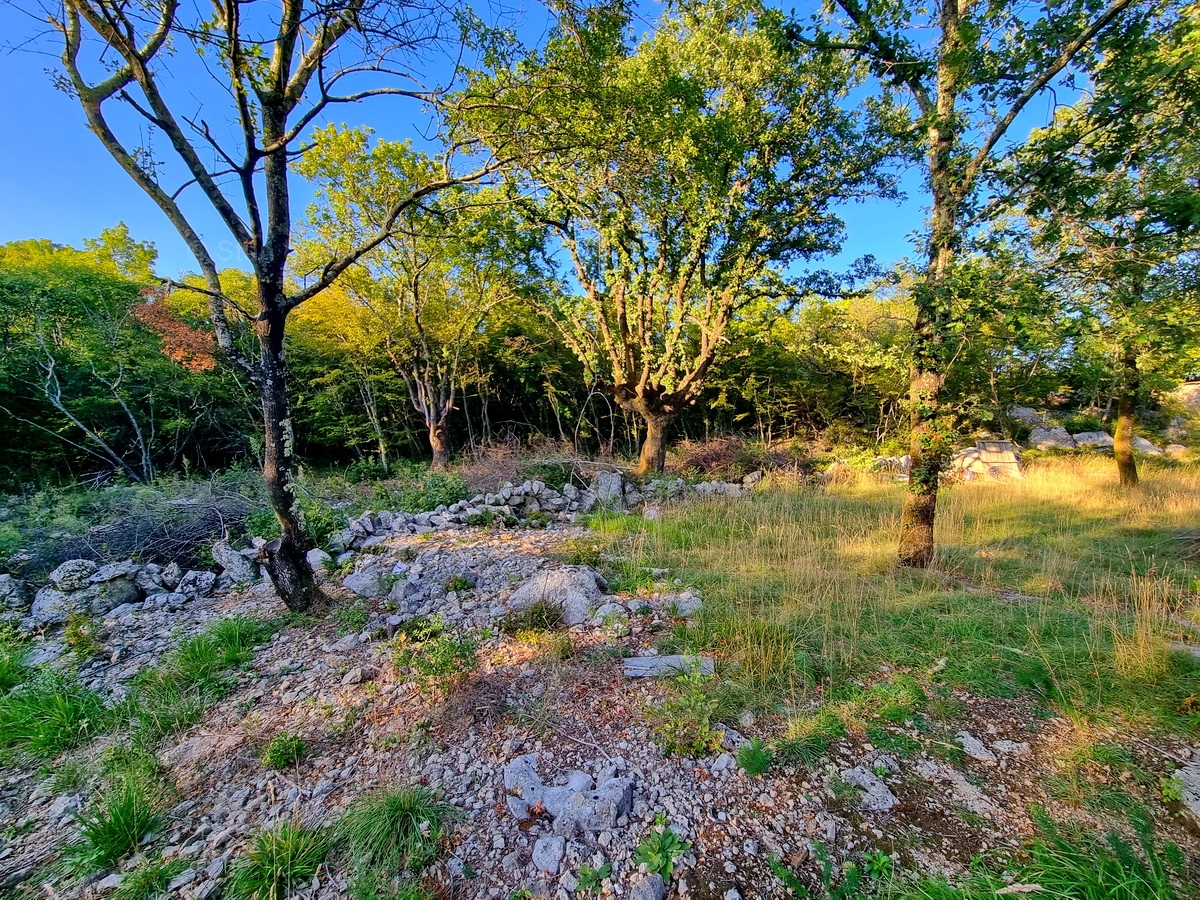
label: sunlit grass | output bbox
[600,458,1200,730]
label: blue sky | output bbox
[0,0,929,279]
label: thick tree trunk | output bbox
[257,305,327,613]
[1113,344,1139,488]
[429,420,450,470]
[633,411,675,477]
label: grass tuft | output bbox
[261,733,306,769]
[63,781,165,873]
[0,672,109,759]
[225,823,328,900]
[111,857,188,900]
[335,786,455,875]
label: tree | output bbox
[809,0,1137,565]
[460,0,894,474]
[1015,41,1200,486]
[40,0,496,610]
[295,128,545,469]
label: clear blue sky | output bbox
[0,1,929,279]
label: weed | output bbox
[0,626,29,694]
[650,671,723,758]
[523,512,554,529]
[65,612,104,658]
[0,672,110,758]
[260,733,306,769]
[444,574,474,593]
[394,629,478,679]
[225,823,328,900]
[576,861,611,892]
[63,781,165,873]
[633,814,690,881]
[111,856,187,900]
[50,761,89,793]
[737,737,773,775]
[775,709,845,765]
[557,538,605,568]
[347,869,432,900]
[1161,775,1185,802]
[768,854,808,894]
[334,601,371,636]
[500,602,563,634]
[465,510,496,527]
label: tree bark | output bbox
[257,303,327,613]
[1113,343,1139,488]
[633,411,675,477]
[429,419,450,470]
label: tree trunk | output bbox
[257,305,327,613]
[897,0,961,569]
[633,411,675,477]
[1113,343,1139,488]
[429,420,450,470]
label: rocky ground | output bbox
[3,481,1200,899]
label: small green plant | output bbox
[261,733,306,769]
[444,574,474,593]
[465,510,496,527]
[861,849,893,879]
[63,781,165,872]
[651,671,723,758]
[509,890,534,900]
[0,626,29,694]
[633,813,690,881]
[767,854,808,894]
[1160,775,1185,803]
[0,672,110,759]
[576,861,612,892]
[50,761,90,793]
[736,737,773,775]
[225,823,328,900]
[523,512,554,528]
[112,856,188,900]
[500,601,563,634]
[335,786,455,877]
[65,612,104,658]
[394,627,478,679]
[334,601,371,636]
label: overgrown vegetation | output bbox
[0,672,110,759]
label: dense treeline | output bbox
[3,0,1199,606]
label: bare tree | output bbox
[36,0,497,610]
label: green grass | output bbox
[111,857,188,900]
[737,736,774,774]
[500,601,563,634]
[0,626,30,693]
[63,781,166,873]
[335,786,455,874]
[261,733,306,769]
[225,823,328,900]
[0,672,110,759]
[595,459,1200,731]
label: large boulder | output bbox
[1132,435,1164,455]
[1072,431,1114,448]
[49,559,98,592]
[1028,425,1076,450]
[1009,406,1044,426]
[592,471,626,509]
[177,570,217,598]
[343,571,384,598]
[508,567,608,626]
[0,574,28,611]
[88,577,140,615]
[212,541,258,585]
[29,586,83,626]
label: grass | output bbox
[63,780,166,873]
[594,458,1200,731]
[261,732,306,769]
[0,625,30,693]
[225,823,328,900]
[111,857,188,900]
[0,672,110,759]
[335,786,455,875]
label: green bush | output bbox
[261,733,306,769]
[375,473,469,514]
[225,824,328,900]
[0,672,110,758]
[395,632,478,678]
[650,671,723,758]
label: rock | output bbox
[342,572,383,598]
[718,725,750,751]
[991,739,1031,757]
[1071,431,1114,448]
[177,570,217,598]
[593,471,626,508]
[1166,444,1189,458]
[29,586,81,626]
[87,560,140,583]
[1173,762,1200,823]
[95,874,124,891]
[212,541,257,585]
[1028,426,1076,450]
[49,559,98,591]
[1132,435,1164,455]
[0,574,28,610]
[503,754,634,833]
[623,655,715,678]
[955,731,997,764]
[1009,406,1044,425]
[531,835,566,874]
[839,766,899,811]
[306,548,332,571]
[341,666,377,686]
[135,565,164,593]
[23,641,65,666]
[742,469,764,487]
[630,874,666,900]
[508,567,607,626]
[592,602,628,624]
[89,577,140,615]
[160,562,182,590]
[669,590,702,617]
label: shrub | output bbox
[225,824,328,900]
[335,786,454,874]
[737,737,773,775]
[633,813,690,880]
[500,602,563,635]
[650,672,723,758]
[395,632,478,678]
[0,672,110,758]
[64,781,165,873]
[261,733,306,769]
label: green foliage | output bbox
[650,671,724,758]
[576,862,611,893]
[246,499,346,549]
[516,460,575,490]
[111,857,188,900]
[0,672,109,759]
[335,787,454,876]
[633,814,690,881]
[736,737,773,775]
[444,574,474,593]
[465,509,496,527]
[65,612,104,659]
[393,621,478,679]
[225,824,329,900]
[374,472,469,514]
[775,710,846,766]
[0,626,29,694]
[334,601,371,636]
[500,602,562,634]
[63,781,165,873]
[260,733,306,769]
